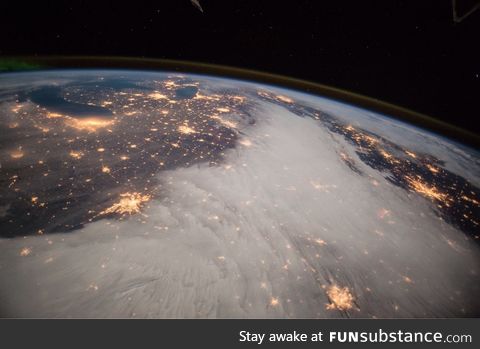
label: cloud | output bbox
[0,102,479,318]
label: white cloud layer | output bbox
[0,102,479,318]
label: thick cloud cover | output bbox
[0,101,479,318]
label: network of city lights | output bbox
[0,76,479,316]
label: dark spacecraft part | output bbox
[452,0,480,23]
[191,0,204,13]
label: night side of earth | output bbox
[0,70,479,318]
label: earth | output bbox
[0,69,479,318]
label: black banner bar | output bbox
[1,319,478,348]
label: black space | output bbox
[0,0,479,134]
